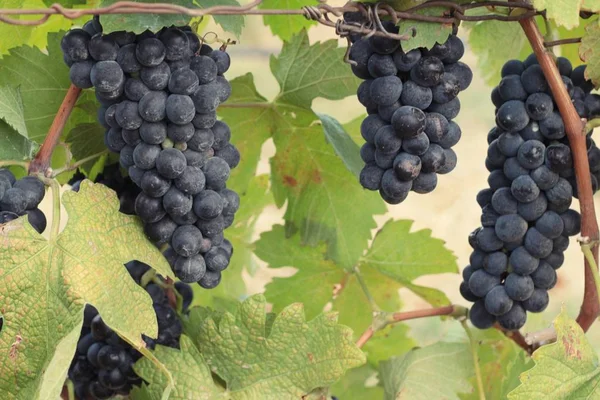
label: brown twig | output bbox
[29,84,81,176]
[0,0,540,28]
[517,15,600,332]
[164,277,177,310]
[495,324,533,354]
[355,305,458,348]
[544,37,582,47]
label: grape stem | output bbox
[355,305,465,348]
[29,84,82,176]
[580,238,600,313]
[0,160,29,170]
[585,118,600,133]
[51,150,109,178]
[516,5,600,333]
[66,379,75,400]
[462,320,486,400]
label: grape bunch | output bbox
[462,55,599,331]
[0,168,47,234]
[60,19,240,289]
[344,14,472,204]
[68,261,192,399]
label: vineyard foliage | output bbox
[1,0,600,399]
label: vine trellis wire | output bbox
[0,1,584,49]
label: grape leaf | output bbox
[0,122,38,161]
[580,23,600,88]
[532,0,586,29]
[397,7,453,51]
[187,294,366,399]
[195,0,244,37]
[380,342,474,400]
[0,86,28,138]
[132,335,223,400]
[271,30,361,108]
[508,309,600,399]
[467,21,529,86]
[257,220,456,336]
[317,113,363,177]
[459,328,532,400]
[0,32,95,144]
[259,0,316,41]
[0,181,173,400]
[362,324,416,365]
[67,122,106,173]
[328,365,384,400]
[218,73,271,193]
[99,0,194,33]
[43,0,86,6]
[343,114,365,145]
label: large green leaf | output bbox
[0,181,172,399]
[99,0,194,33]
[218,73,271,193]
[467,21,529,86]
[195,0,245,37]
[380,342,474,400]
[397,7,453,51]
[259,0,316,41]
[532,0,596,29]
[580,23,600,88]
[271,30,361,108]
[0,122,38,161]
[0,86,28,138]
[132,335,223,400]
[329,365,384,400]
[509,309,600,399]
[187,294,365,399]
[257,220,456,337]
[0,32,94,144]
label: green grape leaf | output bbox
[99,0,194,33]
[218,73,271,193]
[0,181,173,400]
[362,324,416,366]
[467,21,529,86]
[380,342,474,400]
[271,30,361,108]
[397,7,453,51]
[0,121,38,161]
[188,294,365,399]
[0,86,28,138]
[195,0,245,37]
[580,23,600,88]
[132,335,223,400]
[0,32,77,143]
[532,0,586,29]
[329,365,384,400]
[508,309,600,399]
[270,106,385,269]
[459,329,532,400]
[257,220,456,337]
[317,113,363,177]
[556,20,592,69]
[259,0,316,41]
[66,123,107,173]
[343,114,365,145]
[43,0,86,5]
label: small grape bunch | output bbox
[0,168,47,234]
[343,13,471,204]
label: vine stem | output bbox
[355,305,461,348]
[517,9,600,332]
[51,150,109,178]
[29,84,81,176]
[581,239,600,312]
[462,320,486,400]
[354,267,380,312]
[0,160,29,170]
